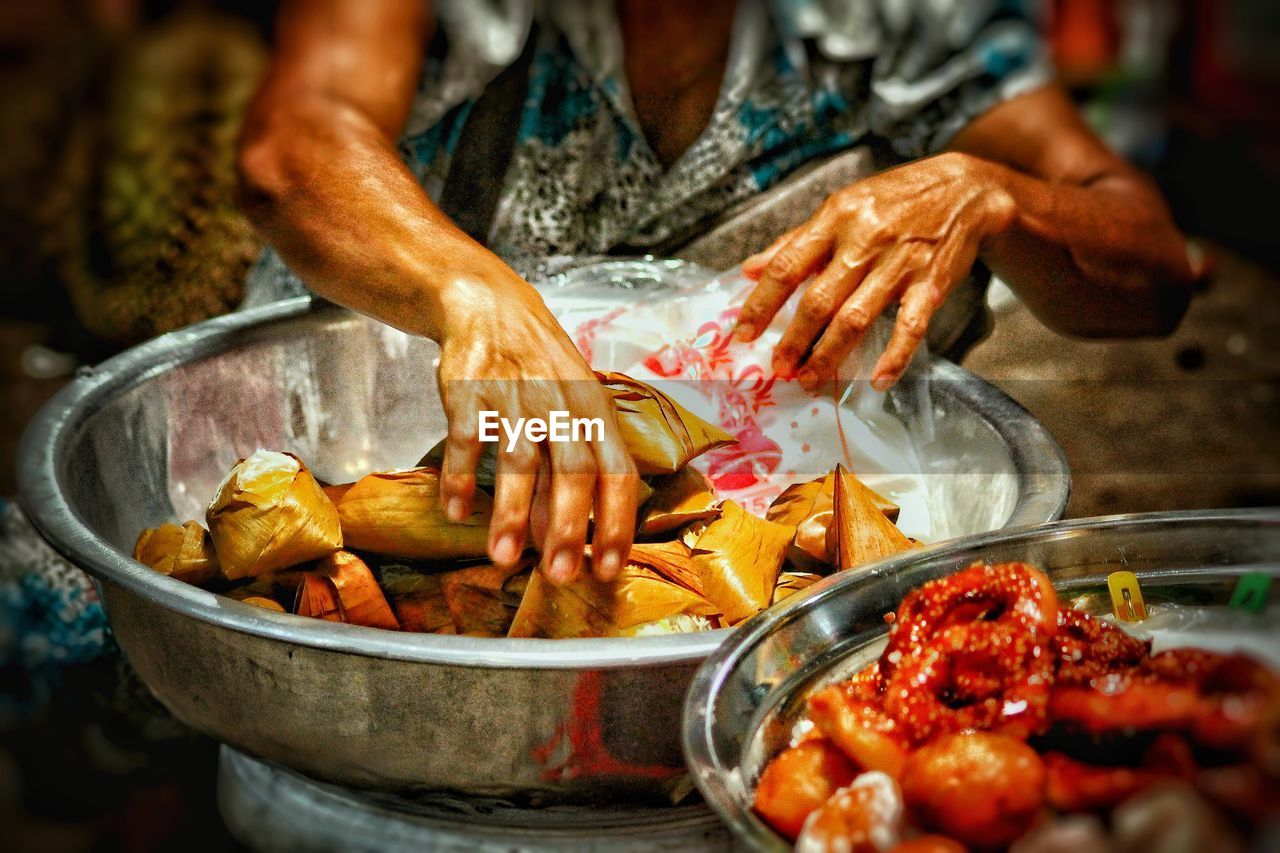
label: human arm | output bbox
[236,0,638,582]
[735,85,1199,390]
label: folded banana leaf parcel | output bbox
[135,371,924,638]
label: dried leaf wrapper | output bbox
[638,467,721,537]
[692,500,792,625]
[508,560,719,639]
[767,471,899,570]
[596,371,735,474]
[441,561,531,636]
[378,565,455,634]
[207,450,342,579]
[771,571,823,605]
[318,550,400,630]
[334,467,491,560]
[133,520,222,586]
[827,465,915,571]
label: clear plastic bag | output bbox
[536,259,940,538]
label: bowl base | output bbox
[217,747,731,851]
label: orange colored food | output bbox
[900,732,1045,849]
[752,562,1279,851]
[753,739,858,841]
[794,771,904,852]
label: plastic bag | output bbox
[536,260,939,538]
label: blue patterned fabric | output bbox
[397,0,1049,265]
[0,499,112,723]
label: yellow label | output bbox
[1107,571,1147,622]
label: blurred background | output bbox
[0,0,1278,850]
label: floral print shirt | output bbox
[246,0,1047,300]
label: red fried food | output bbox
[1050,650,1278,751]
[1049,677,1201,736]
[809,681,910,778]
[1053,608,1150,686]
[1146,650,1279,750]
[900,732,1046,849]
[795,771,905,853]
[754,739,858,841]
[884,621,1054,743]
[1043,735,1197,813]
[883,562,1058,683]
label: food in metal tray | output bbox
[132,372,919,636]
[753,562,1279,850]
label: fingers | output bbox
[540,440,597,584]
[439,392,482,522]
[741,230,793,279]
[488,439,538,567]
[771,251,871,380]
[797,253,910,387]
[588,428,639,583]
[735,218,835,342]
[872,283,937,391]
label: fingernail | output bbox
[547,550,577,583]
[491,532,519,565]
[596,549,623,580]
[798,369,817,389]
[445,496,465,522]
[872,375,894,392]
[733,322,756,342]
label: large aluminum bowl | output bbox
[682,509,1280,849]
[17,296,1067,805]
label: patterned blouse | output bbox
[245,0,1048,300]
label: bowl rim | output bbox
[679,507,1280,849]
[16,297,1068,669]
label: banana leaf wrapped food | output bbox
[690,500,793,625]
[637,467,721,537]
[596,371,735,475]
[771,571,823,605]
[292,550,400,630]
[826,465,915,571]
[378,563,455,634]
[440,560,531,636]
[226,586,287,612]
[508,542,720,638]
[133,520,222,585]
[375,559,531,635]
[766,471,899,570]
[331,467,492,560]
[418,372,734,483]
[224,570,306,612]
[206,450,343,579]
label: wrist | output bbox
[423,263,542,343]
[939,151,1019,240]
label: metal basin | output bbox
[681,509,1280,849]
[17,296,1067,804]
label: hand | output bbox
[433,273,639,584]
[734,152,1016,391]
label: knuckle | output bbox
[550,517,585,545]
[899,312,930,339]
[796,295,829,325]
[450,420,480,445]
[557,451,597,479]
[835,306,872,335]
[503,441,539,468]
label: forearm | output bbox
[236,99,523,341]
[969,154,1195,338]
